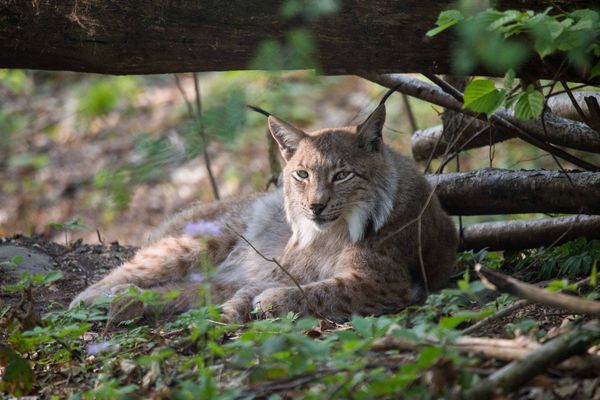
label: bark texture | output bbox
[0,0,597,78]
[365,75,600,162]
[412,93,600,160]
[460,215,600,251]
[462,322,600,400]
[428,169,600,216]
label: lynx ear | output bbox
[357,104,386,152]
[268,116,307,161]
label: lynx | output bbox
[70,102,458,323]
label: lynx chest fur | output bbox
[70,102,458,323]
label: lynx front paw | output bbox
[69,285,111,309]
[252,287,293,317]
[107,284,145,323]
[220,299,252,324]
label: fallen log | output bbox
[428,169,600,216]
[412,92,600,160]
[460,215,600,251]
[365,74,600,163]
[0,1,597,79]
[461,321,600,400]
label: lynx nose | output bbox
[309,203,326,216]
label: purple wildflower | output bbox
[184,220,221,237]
[86,341,120,355]
[189,273,204,282]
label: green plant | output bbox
[512,238,600,280]
[46,218,92,244]
[428,7,600,119]
[79,76,139,119]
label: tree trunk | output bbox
[428,169,600,216]
[0,1,597,80]
[460,215,600,251]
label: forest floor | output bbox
[2,233,600,399]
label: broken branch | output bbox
[475,265,600,316]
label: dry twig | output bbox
[475,265,600,315]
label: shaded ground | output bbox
[0,235,136,314]
[2,235,600,399]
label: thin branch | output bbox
[193,73,220,200]
[174,74,220,200]
[461,299,529,336]
[475,265,600,315]
[423,72,464,103]
[560,80,593,127]
[416,216,428,295]
[401,93,418,132]
[225,224,324,320]
[379,183,438,244]
[584,95,600,132]
[463,264,599,336]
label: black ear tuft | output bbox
[357,104,386,152]
[268,116,307,161]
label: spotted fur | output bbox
[70,104,458,323]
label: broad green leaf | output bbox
[591,261,598,287]
[439,309,493,330]
[463,79,506,115]
[416,346,443,369]
[514,85,544,120]
[351,315,373,338]
[40,271,63,286]
[426,10,464,37]
[261,335,287,355]
[487,10,520,31]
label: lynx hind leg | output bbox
[69,236,203,309]
[107,281,202,323]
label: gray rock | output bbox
[0,245,54,283]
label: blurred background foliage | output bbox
[0,0,598,244]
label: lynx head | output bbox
[268,104,398,248]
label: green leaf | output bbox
[416,346,443,369]
[487,10,520,32]
[351,315,373,338]
[463,79,506,115]
[591,261,598,287]
[0,345,34,396]
[439,309,494,330]
[40,271,63,286]
[426,10,464,37]
[261,336,287,355]
[514,85,544,120]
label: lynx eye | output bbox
[293,170,309,181]
[333,171,353,183]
